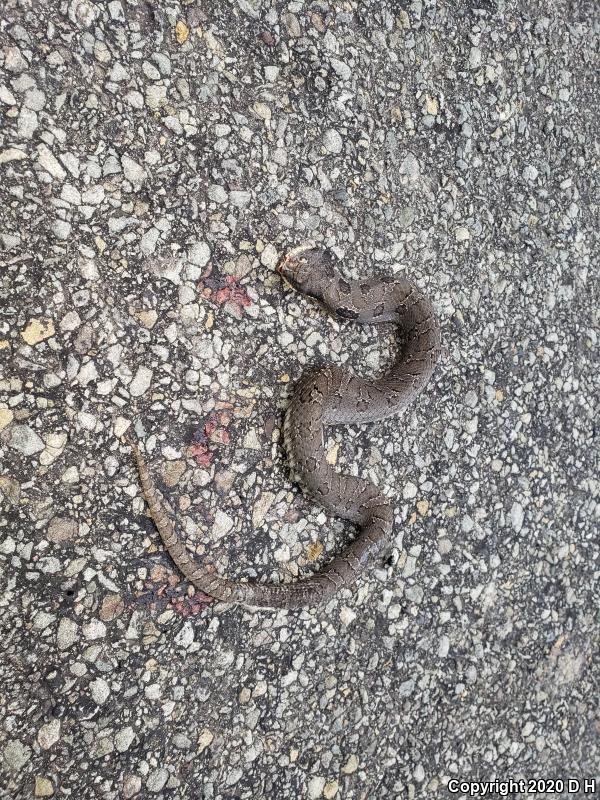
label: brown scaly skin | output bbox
[128,246,441,609]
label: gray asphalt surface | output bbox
[1,1,598,798]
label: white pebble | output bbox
[511,501,524,532]
[115,726,135,752]
[339,606,356,626]
[37,144,66,180]
[8,424,44,455]
[438,635,450,658]
[175,620,195,648]
[140,227,160,256]
[130,366,153,397]
[121,154,146,186]
[188,241,211,267]
[212,510,234,539]
[260,243,278,268]
[323,128,343,154]
[90,677,110,704]
[57,618,79,649]
[308,776,326,799]
[37,720,60,750]
[403,481,417,499]
[83,619,106,640]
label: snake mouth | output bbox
[276,244,315,274]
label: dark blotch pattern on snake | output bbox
[129,246,441,609]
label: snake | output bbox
[128,245,441,609]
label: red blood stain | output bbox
[170,591,214,616]
[198,274,252,315]
[188,410,232,467]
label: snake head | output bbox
[277,246,331,301]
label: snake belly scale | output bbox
[128,246,441,609]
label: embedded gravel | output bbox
[1,1,599,798]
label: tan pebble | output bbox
[47,516,78,543]
[416,499,429,516]
[342,754,359,774]
[252,491,275,528]
[306,541,324,562]
[311,11,326,32]
[114,417,131,438]
[41,431,68,466]
[0,407,14,430]
[34,777,54,797]
[21,318,55,345]
[252,101,271,122]
[239,687,251,703]
[238,401,256,418]
[197,728,214,753]
[133,309,158,329]
[215,469,236,493]
[0,148,28,164]
[100,593,125,622]
[175,20,189,44]
[0,377,22,391]
[160,460,187,487]
[150,564,168,582]
[282,11,301,36]
[339,606,356,626]
[495,388,504,402]
[0,475,20,506]
[0,339,9,349]
[425,95,439,115]
[324,780,339,799]
[326,442,340,465]
[243,428,261,450]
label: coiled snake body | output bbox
[129,246,440,609]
